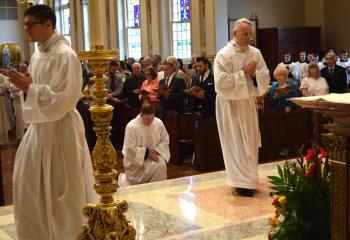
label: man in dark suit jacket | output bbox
[190,56,216,117]
[321,52,347,93]
[122,62,146,108]
[158,60,186,119]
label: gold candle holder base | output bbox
[76,49,136,240]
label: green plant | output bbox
[267,143,331,240]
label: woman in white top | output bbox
[300,62,329,96]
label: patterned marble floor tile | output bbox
[0,161,285,240]
[0,225,16,240]
[126,202,201,240]
[159,218,269,240]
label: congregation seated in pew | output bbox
[269,66,299,113]
[187,56,216,118]
[139,66,160,111]
[300,62,329,97]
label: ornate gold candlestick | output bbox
[76,49,136,240]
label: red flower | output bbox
[272,197,279,205]
[305,149,316,161]
[305,163,316,177]
[319,147,328,158]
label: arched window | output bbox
[55,0,71,45]
[170,0,191,59]
[125,0,141,60]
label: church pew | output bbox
[258,108,313,162]
[163,111,195,165]
[192,113,225,171]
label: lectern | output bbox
[291,94,350,240]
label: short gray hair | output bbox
[166,56,178,69]
[233,18,252,32]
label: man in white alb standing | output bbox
[8,4,96,240]
[214,18,270,197]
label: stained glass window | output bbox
[55,0,71,46]
[171,0,191,59]
[125,0,141,60]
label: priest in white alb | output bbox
[118,104,170,186]
[8,5,96,240]
[214,18,270,197]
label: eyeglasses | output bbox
[23,21,41,29]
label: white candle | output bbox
[88,0,104,50]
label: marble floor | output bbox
[0,161,283,240]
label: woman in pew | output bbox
[140,66,160,111]
[300,62,329,96]
[269,66,299,113]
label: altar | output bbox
[291,93,350,240]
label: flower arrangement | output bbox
[267,142,331,240]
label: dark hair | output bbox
[24,4,56,29]
[177,58,184,68]
[119,60,126,70]
[140,104,154,115]
[109,60,118,66]
[144,66,158,79]
[340,50,348,54]
[196,56,211,69]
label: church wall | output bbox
[0,20,22,46]
[227,0,306,28]
[305,0,325,49]
[324,0,350,53]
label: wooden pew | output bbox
[258,108,313,162]
[192,113,225,171]
[163,111,194,165]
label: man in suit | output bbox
[190,56,216,117]
[158,60,186,119]
[321,52,347,93]
[122,62,146,108]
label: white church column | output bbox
[190,0,203,56]
[150,0,162,56]
[69,0,85,51]
[140,0,151,56]
[204,0,217,60]
[109,0,120,50]
[159,0,170,58]
[17,0,35,62]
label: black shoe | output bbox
[235,188,255,197]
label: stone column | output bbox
[109,0,120,50]
[140,0,151,56]
[16,0,35,62]
[204,0,216,61]
[190,0,203,56]
[150,0,161,56]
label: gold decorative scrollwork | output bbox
[76,49,136,239]
[322,133,347,163]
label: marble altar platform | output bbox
[0,161,284,240]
